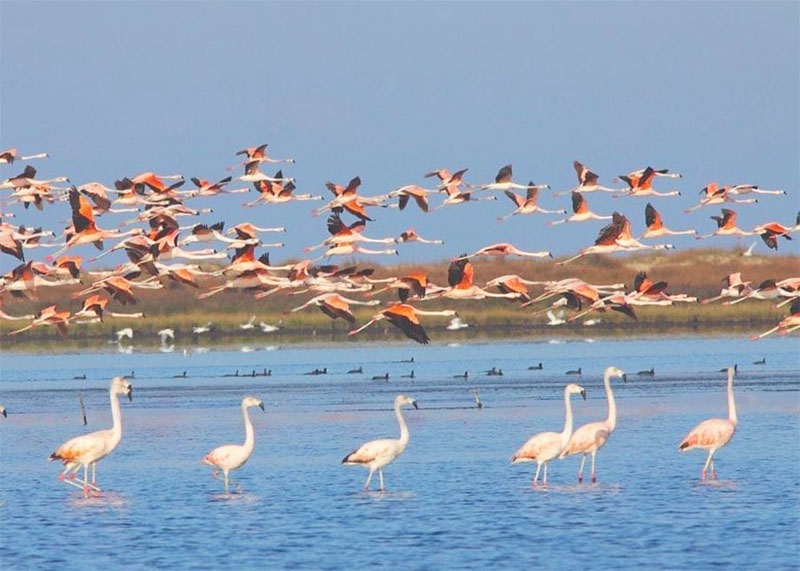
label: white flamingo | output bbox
[678,367,737,480]
[204,396,264,494]
[560,366,626,483]
[342,394,418,491]
[511,383,586,486]
[48,377,133,495]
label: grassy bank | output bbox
[1,248,796,345]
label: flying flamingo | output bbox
[225,222,286,239]
[640,203,697,238]
[511,383,587,486]
[245,174,322,206]
[560,366,626,483]
[303,212,395,253]
[395,228,443,245]
[388,184,437,213]
[0,148,49,164]
[484,274,545,304]
[696,209,755,240]
[235,143,295,164]
[432,168,496,209]
[188,176,248,196]
[685,183,758,212]
[288,293,380,323]
[48,377,133,496]
[204,396,265,494]
[71,295,144,323]
[459,242,551,259]
[752,221,794,251]
[8,305,71,339]
[548,192,612,226]
[342,394,418,491]
[497,185,566,221]
[678,367,737,480]
[617,166,682,182]
[429,257,519,301]
[615,167,681,197]
[701,273,752,304]
[0,165,69,190]
[349,303,456,344]
[554,161,619,196]
[480,164,550,192]
[237,160,294,184]
[752,298,800,339]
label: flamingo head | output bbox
[605,366,626,382]
[396,394,418,409]
[243,396,265,411]
[111,376,133,401]
[566,383,586,400]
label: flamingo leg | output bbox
[224,470,230,494]
[92,463,97,485]
[533,463,541,487]
[578,455,586,483]
[364,467,375,490]
[701,451,713,480]
[590,452,597,483]
[379,470,385,492]
[710,456,717,480]
[543,463,548,486]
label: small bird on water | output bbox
[753,357,765,365]
[348,366,363,374]
[637,367,655,376]
[528,363,543,370]
[566,367,582,375]
[454,371,469,379]
[372,373,389,381]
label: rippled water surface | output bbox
[1,336,798,569]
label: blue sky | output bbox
[2,1,798,265]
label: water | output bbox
[1,336,798,569]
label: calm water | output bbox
[1,336,798,569]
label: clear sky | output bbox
[2,1,798,265]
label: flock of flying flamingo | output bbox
[40,365,740,496]
[1,146,798,344]
[0,145,792,496]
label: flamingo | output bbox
[235,143,295,164]
[395,228,443,245]
[615,167,681,197]
[8,305,71,339]
[225,222,286,239]
[497,184,566,221]
[560,366,626,483]
[617,166,682,182]
[640,203,697,238]
[554,161,619,196]
[685,183,758,212]
[701,273,752,304]
[431,257,519,301]
[349,303,456,344]
[753,298,800,339]
[696,209,756,239]
[753,221,794,251]
[71,295,144,323]
[237,160,293,184]
[188,176,248,197]
[480,165,550,192]
[388,184,437,212]
[342,394,418,491]
[245,175,322,206]
[0,148,49,164]
[511,383,586,486]
[459,242,551,259]
[484,274,543,304]
[678,367,737,480]
[49,377,133,496]
[204,396,265,494]
[0,165,69,189]
[288,293,380,323]
[548,192,612,226]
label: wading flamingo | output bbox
[678,367,737,480]
[49,377,133,496]
[560,366,626,483]
[204,396,265,494]
[342,394,418,491]
[511,383,586,486]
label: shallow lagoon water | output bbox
[1,336,798,569]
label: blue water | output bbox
[1,336,798,569]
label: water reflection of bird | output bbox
[342,394,418,491]
[473,389,484,409]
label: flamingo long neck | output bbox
[242,404,255,453]
[604,371,617,432]
[561,389,574,446]
[396,402,410,451]
[727,371,737,425]
[109,390,123,445]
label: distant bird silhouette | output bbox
[401,371,415,379]
[173,371,187,378]
[348,367,363,374]
[454,371,469,379]
[566,367,582,375]
[753,357,765,365]
[372,373,389,381]
[528,363,544,370]
[637,367,655,376]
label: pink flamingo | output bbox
[678,367,737,480]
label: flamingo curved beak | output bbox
[580,389,586,400]
[258,402,265,412]
[127,389,133,402]
[412,400,419,410]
